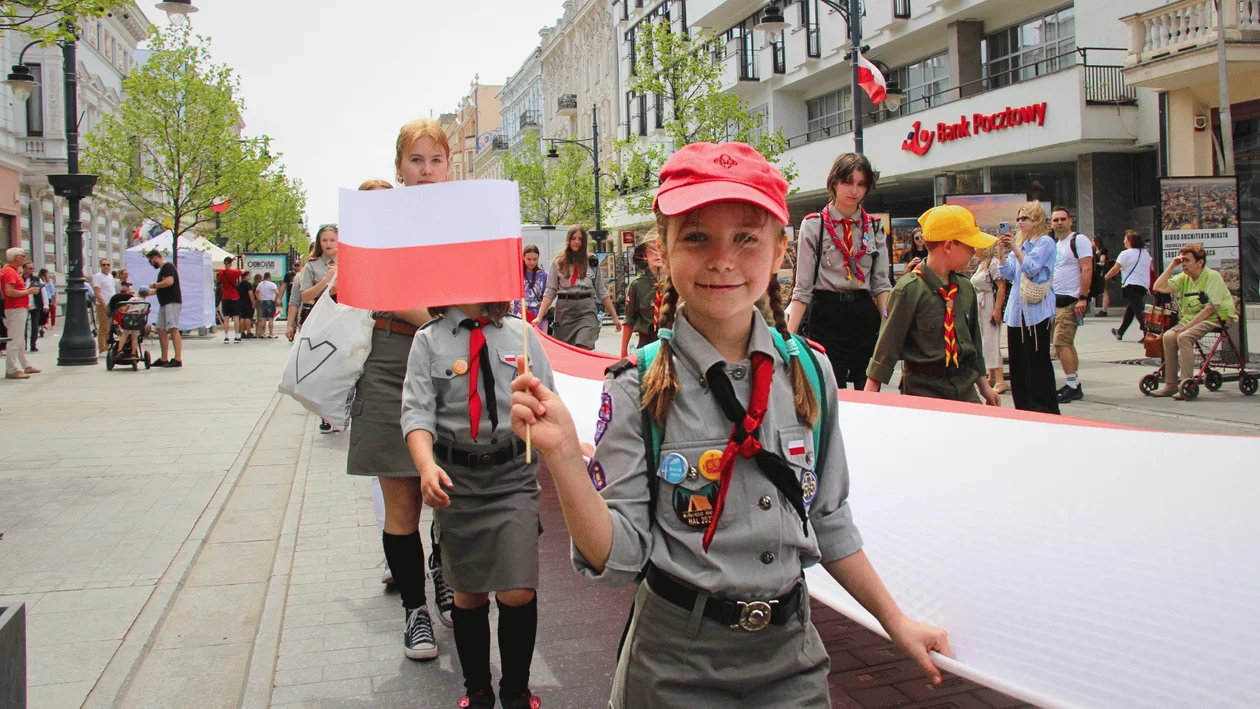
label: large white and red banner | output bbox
[534,330,1260,709]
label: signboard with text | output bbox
[242,253,288,281]
[622,230,635,245]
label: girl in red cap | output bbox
[510,142,950,708]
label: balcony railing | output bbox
[519,110,540,129]
[1125,0,1260,66]
[1084,64,1138,104]
[492,135,509,150]
[558,94,578,112]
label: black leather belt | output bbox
[645,564,802,632]
[556,293,589,300]
[815,289,871,303]
[433,439,527,469]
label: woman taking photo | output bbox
[788,153,892,387]
[997,202,1060,414]
[536,226,621,349]
[1107,230,1153,341]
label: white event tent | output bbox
[124,232,216,331]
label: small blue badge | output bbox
[599,392,612,422]
[588,460,607,491]
[660,452,688,484]
[801,469,818,509]
[594,419,608,445]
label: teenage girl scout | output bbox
[402,302,555,709]
[509,142,950,708]
[619,237,664,358]
[865,205,1003,405]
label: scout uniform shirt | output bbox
[574,309,863,600]
[624,272,659,336]
[866,264,987,403]
[542,260,607,303]
[792,206,893,306]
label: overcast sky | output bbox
[146,0,565,236]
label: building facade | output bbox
[541,0,618,166]
[442,80,503,182]
[613,0,1162,252]
[499,45,546,151]
[0,5,151,275]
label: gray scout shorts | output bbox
[156,303,182,330]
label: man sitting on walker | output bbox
[1150,243,1237,399]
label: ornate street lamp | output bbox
[3,46,39,103]
[545,104,606,244]
[155,0,199,23]
[754,5,789,43]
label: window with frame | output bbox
[723,19,758,81]
[807,86,852,141]
[983,5,1076,90]
[747,104,769,141]
[799,0,821,58]
[638,94,648,135]
[890,52,949,117]
[626,2,671,76]
[25,64,43,137]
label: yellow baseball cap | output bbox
[918,205,997,249]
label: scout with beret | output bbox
[865,205,1002,405]
[510,142,951,708]
[402,300,555,709]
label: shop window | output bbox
[807,86,853,141]
[25,64,43,137]
[989,163,1077,208]
[983,6,1076,90]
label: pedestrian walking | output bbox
[788,153,893,388]
[92,258,117,353]
[1049,209,1092,403]
[1091,240,1111,317]
[346,119,454,662]
[1107,230,1153,341]
[970,245,1008,393]
[146,249,183,367]
[510,142,950,708]
[865,205,1001,405]
[3,248,41,379]
[997,202,1060,414]
[404,301,553,709]
[284,251,312,343]
[515,244,547,329]
[298,227,340,435]
[536,226,622,350]
[219,257,244,343]
[620,237,663,358]
[23,262,43,352]
[42,271,56,331]
[256,272,279,339]
[237,271,256,339]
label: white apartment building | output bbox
[498,45,546,151]
[541,0,618,162]
[612,0,1163,248]
[0,5,151,275]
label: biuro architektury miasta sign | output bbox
[901,102,1049,157]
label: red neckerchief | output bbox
[652,280,664,329]
[821,207,870,283]
[703,352,774,552]
[569,265,581,286]
[915,266,960,368]
[465,317,491,440]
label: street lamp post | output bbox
[546,104,606,246]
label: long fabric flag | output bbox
[535,329,1260,709]
[337,180,524,311]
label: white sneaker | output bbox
[381,563,394,585]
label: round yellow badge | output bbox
[698,449,723,481]
[453,360,469,375]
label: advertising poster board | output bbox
[944,194,1053,233]
[242,253,288,282]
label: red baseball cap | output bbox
[653,142,790,225]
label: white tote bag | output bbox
[278,291,374,430]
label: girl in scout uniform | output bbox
[536,226,622,349]
[403,301,555,709]
[619,236,663,358]
[509,142,951,708]
[787,153,893,388]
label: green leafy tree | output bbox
[610,20,795,215]
[2,1,108,44]
[83,23,280,254]
[216,172,307,254]
[501,140,595,227]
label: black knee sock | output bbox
[497,595,538,696]
[452,602,493,694]
[381,531,426,610]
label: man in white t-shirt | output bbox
[1106,229,1154,341]
[91,259,117,353]
[1050,208,1092,403]
[255,272,280,339]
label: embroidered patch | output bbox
[501,352,518,366]
[787,440,807,457]
[594,419,608,445]
[659,452,688,484]
[673,482,718,528]
[801,469,818,509]
[453,359,469,375]
[588,459,607,491]
[598,392,612,422]
[697,449,723,481]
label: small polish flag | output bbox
[337,180,524,311]
[856,52,888,104]
[503,354,518,365]
[787,440,807,457]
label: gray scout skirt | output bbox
[609,583,831,708]
[433,455,541,593]
[551,295,601,350]
[347,327,417,477]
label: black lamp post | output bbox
[546,104,607,246]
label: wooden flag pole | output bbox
[523,321,532,463]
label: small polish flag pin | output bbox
[503,354,518,365]
[787,440,807,457]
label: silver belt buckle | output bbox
[735,600,777,632]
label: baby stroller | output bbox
[1139,291,1257,399]
[106,301,153,371]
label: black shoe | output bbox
[165,359,182,368]
[1111,328,1122,341]
[319,419,333,433]
[500,691,541,709]
[429,548,454,627]
[457,689,495,708]
[403,607,437,660]
[1057,385,1084,403]
[152,359,169,367]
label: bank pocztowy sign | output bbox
[901,102,1048,157]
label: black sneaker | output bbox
[457,689,495,708]
[152,359,169,367]
[319,420,333,434]
[1112,328,1122,341]
[403,607,437,660]
[429,547,454,627]
[164,359,182,368]
[500,691,541,709]
[1057,385,1084,403]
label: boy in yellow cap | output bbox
[865,205,1002,405]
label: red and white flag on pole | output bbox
[337,180,524,311]
[856,51,888,104]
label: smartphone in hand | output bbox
[998,221,1011,236]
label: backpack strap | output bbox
[634,340,664,521]
[769,330,828,471]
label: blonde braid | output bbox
[641,278,681,426]
[766,276,819,425]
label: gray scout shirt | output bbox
[573,309,864,599]
[296,254,333,296]
[792,205,892,305]
[542,261,607,302]
[402,307,555,451]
